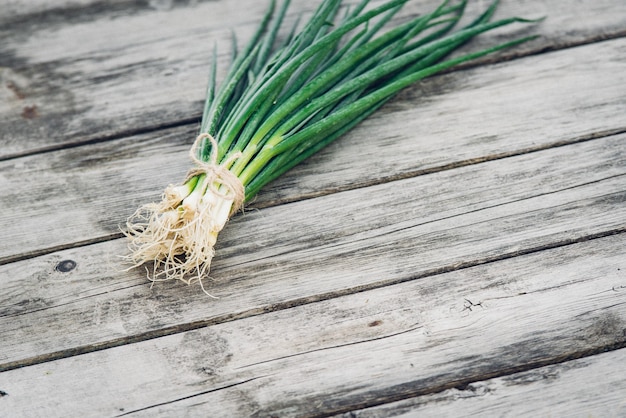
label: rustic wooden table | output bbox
[1,0,625,416]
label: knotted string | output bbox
[186,133,245,214]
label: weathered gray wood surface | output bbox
[1,0,625,416]
[1,133,625,369]
[341,348,626,417]
[2,37,626,263]
[1,235,624,416]
[1,0,626,158]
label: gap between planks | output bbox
[256,127,626,208]
[1,227,624,374]
[3,36,626,263]
[5,1,624,156]
[309,347,626,418]
[0,116,199,163]
[326,348,626,417]
[117,345,626,418]
[2,36,625,164]
[1,233,624,416]
[0,128,624,267]
[1,132,624,371]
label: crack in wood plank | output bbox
[114,375,268,417]
[235,324,423,370]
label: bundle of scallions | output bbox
[126,0,540,293]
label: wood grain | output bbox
[0,234,624,417]
[2,38,626,262]
[1,135,624,368]
[1,2,625,415]
[340,348,626,417]
[1,0,625,158]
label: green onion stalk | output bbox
[126,0,541,294]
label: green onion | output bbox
[126,0,540,294]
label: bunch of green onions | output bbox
[127,0,539,293]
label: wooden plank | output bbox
[2,0,101,22]
[343,348,626,417]
[2,38,626,262]
[1,135,624,368]
[0,234,624,417]
[2,0,626,158]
